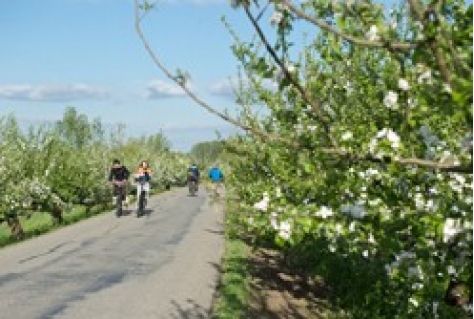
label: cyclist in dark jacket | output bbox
[108,159,130,205]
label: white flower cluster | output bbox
[315,205,334,219]
[253,191,270,211]
[448,173,471,193]
[358,167,381,180]
[414,63,433,84]
[414,192,436,212]
[398,78,410,91]
[384,250,417,278]
[383,91,398,109]
[341,203,367,219]
[270,11,284,26]
[269,212,292,240]
[369,128,401,157]
[365,25,380,42]
[341,131,353,141]
[443,218,465,243]
[274,62,296,83]
[270,3,288,26]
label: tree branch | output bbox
[133,1,470,174]
[134,0,297,144]
[282,0,418,51]
[243,5,338,147]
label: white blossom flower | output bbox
[443,218,463,243]
[274,63,296,83]
[278,220,292,240]
[383,91,398,109]
[447,265,456,275]
[286,63,296,74]
[341,203,366,219]
[374,128,401,150]
[409,297,419,307]
[349,221,356,232]
[270,11,284,26]
[385,264,393,276]
[412,283,424,290]
[270,212,279,230]
[316,206,334,219]
[432,302,439,318]
[254,192,270,211]
[275,187,282,198]
[417,70,432,84]
[368,233,376,244]
[386,130,401,148]
[275,3,288,11]
[368,198,382,207]
[408,265,424,280]
[344,81,354,94]
[398,78,410,91]
[362,250,369,258]
[443,83,452,94]
[341,131,353,141]
[365,25,380,41]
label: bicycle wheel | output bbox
[137,190,145,217]
[115,188,123,217]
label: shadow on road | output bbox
[168,299,209,319]
[115,208,154,218]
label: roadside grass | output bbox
[211,232,250,319]
[210,194,250,319]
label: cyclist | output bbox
[134,160,153,212]
[108,159,130,216]
[208,164,224,197]
[187,163,200,192]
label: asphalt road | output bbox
[0,188,225,319]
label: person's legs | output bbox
[136,184,142,209]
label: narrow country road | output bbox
[0,188,225,319]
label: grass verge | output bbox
[211,234,250,319]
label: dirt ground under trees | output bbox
[245,247,340,319]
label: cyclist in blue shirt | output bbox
[208,164,224,197]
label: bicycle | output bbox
[188,179,198,196]
[135,178,149,217]
[112,180,127,217]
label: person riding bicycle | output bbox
[108,159,130,209]
[134,161,153,211]
[187,163,200,184]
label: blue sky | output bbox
[0,0,261,151]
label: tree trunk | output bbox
[7,217,25,240]
[50,205,63,224]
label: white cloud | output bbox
[0,84,108,102]
[146,79,187,99]
[209,79,236,97]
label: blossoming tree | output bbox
[135,0,472,317]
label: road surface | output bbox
[0,188,225,319]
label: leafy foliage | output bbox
[0,108,189,237]
[219,1,472,317]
